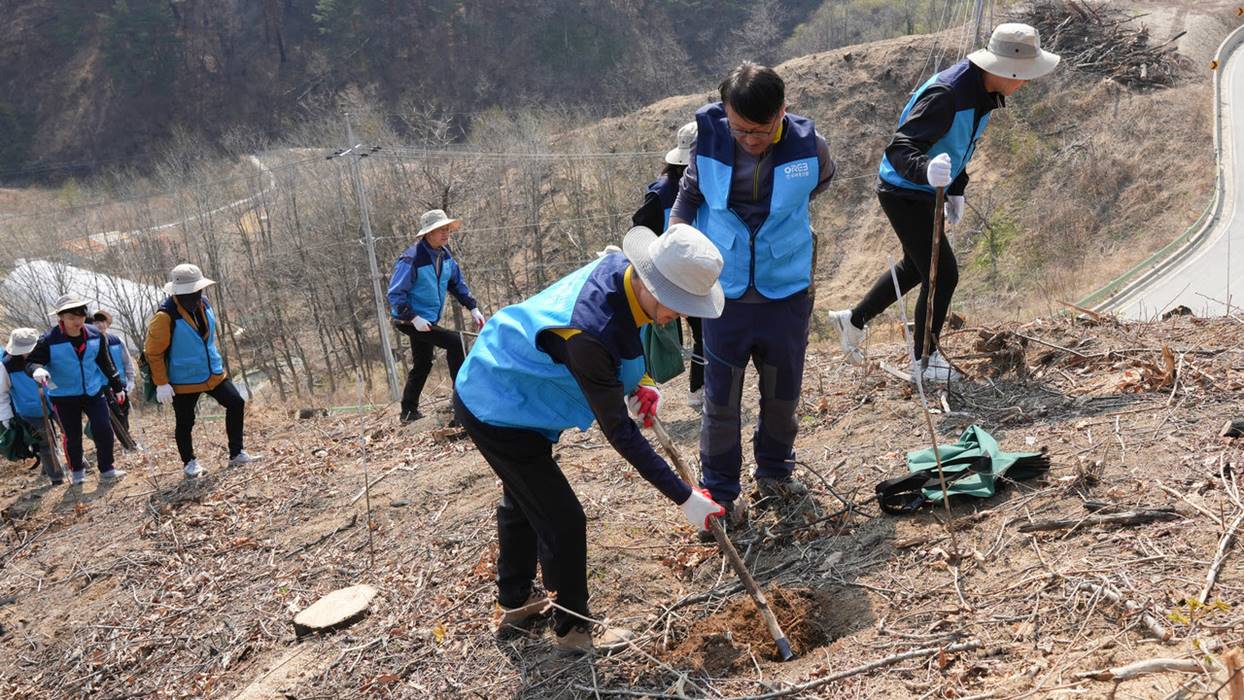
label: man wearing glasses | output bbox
[669,62,835,531]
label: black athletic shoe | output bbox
[400,410,425,424]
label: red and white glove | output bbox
[31,368,50,385]
[926,153,952,189]
[115,390,126,405]
[680,488,726,532]
[625,385,662,428]
[471,308,486,329]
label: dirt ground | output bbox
[1,312,1243,698]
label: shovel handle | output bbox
[651,417,794,661]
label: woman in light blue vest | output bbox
[25,294,128,486]
[0,328,61,484]
[830,24,1060,382]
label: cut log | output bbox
[293,584,378,636]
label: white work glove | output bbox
[680,488,727,532]
[115,390,127,405]
[925,153,953,189]
[471,308,486,329]
[125,381,136,395]
[1,419,9,430]
[31,368,50,385]
[156,384,175,405]
[625,385,662,429]
[411,315,431,332]
[945,195,965,226]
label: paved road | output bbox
[1109,42,1244,319]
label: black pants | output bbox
[52,394,114,473]
[686,316,704,393]
[453,392,588,636]
[395,323,465,415]
[172,379,245,464]
[852,191,959,359]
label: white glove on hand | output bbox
[411,316,431,332]
[926,153,953,189]
[471,308,486,329]
[945,195,965,226]
[1,419,10,430]
[680,488,727,532]
[31,368,50,385]
[625,385,662,428]
[125,381,135,395]
[156,384,175,405]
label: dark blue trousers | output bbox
[52,394,114,473]
[699,291,812,503]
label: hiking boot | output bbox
[919,351,962,383]
[554,624,634,655]
[697,499,748,543]
[100,468,127,483]
[687,388,704,410]
[183,459,203,479]
[399,410,424,424]
[227,451,256,467]
[494,592,550,633]
[754,475,809,509]
[70,470,86,486]
[829,309,867,365]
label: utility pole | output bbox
[342,113,401,401]
[972,0,986,49]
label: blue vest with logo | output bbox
[44,325,109,398]
[455,254,648,442]
[1,351,47,419]
[646,174,680,231]
[106,334,128,385]
[878,60,992,194]
[162,298,225,385]
[390,241,462,324]
[692,103,819,299]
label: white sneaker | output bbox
[100,468,127,482]
[920,351,963,383]
[687,388,704,410]
[183,459,203,479]
[71,470,86,486]
[829,309,866,365]
[228,451,256,467]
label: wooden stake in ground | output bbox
[651,416,794,661]
[36,384,64,479]
[1223,648,1244,700]
[921,185,947,373]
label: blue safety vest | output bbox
[646,174,680,231]
[43,325,109,398]
[455,253,648,442]
[387,241,466,324]
[878,60,992,194]
[692,103,819,299]
[161,298,225,385]
[1,351,47,419]
[106,334,128,385]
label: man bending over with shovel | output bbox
[829,24,1060,381]
[453,224,728,655]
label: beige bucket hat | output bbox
[49,293,92,316]
[968,23,1061,81]
[164,263,217,295]
[415,209,461,239]
[665,121,698,166]
[5,328,39,356]
[622,223,725,319]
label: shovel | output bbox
[36,384,65,482]
[651,416,795,661]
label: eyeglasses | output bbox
[727,119,780,140]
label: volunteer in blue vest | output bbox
[144,264,254,479]
[25,294,127,486]
[387,208,485,424]
[632,121,707,410]
[668,62,836,525]
[91,309,136,437]
[453,224,728,655]
[0,328,61,484]
[830,24,1059,381]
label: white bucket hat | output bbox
[622,224,725,319]
[968,23,1060,81]
[164,263,217,295]
[415,209,461,239]
[49,293,92,316]
[5,328,39,356]
[665,121,698,166]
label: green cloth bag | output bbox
[642,320,685,384]
[0,421,37,462]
